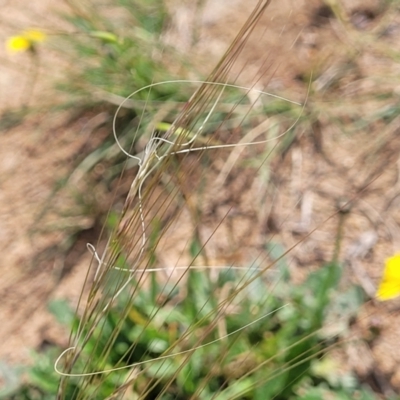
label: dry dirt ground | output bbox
[1,0,400,397]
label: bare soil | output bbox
[1,0,400,397]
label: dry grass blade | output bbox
[53,1,368,399]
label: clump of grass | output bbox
[4,0,400,399]
[25,0,197,262]
[50,1,377,399]
[21,257,370,399]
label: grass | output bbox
[2,0,400,399]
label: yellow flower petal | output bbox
[383,254,400,280]
[376,254,400,301]
[6,36,31,52]
[377,281,400,301]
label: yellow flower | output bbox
[6,36,31,52]
[376,254,400,301]
[6,29,46,53]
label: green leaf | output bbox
[265,241,290,281]
[146,358,175,379]
[148,338,169,353]
[89,31,119,43]
[0,362,22,398]
[48,299,74,326]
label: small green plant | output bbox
[58,0,180,99]
[5,252,373,399]
[24,0,200,258]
